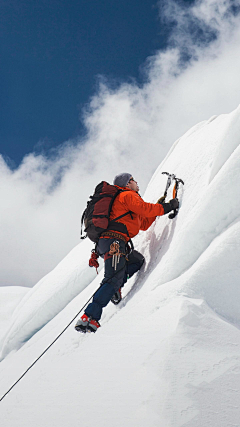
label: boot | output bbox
[75,314,100,333]
[111,288,122,305]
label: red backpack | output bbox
[81,181,132,243]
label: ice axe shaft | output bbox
[162,172,176,201]
[161,172,184,219]
[169,177,184,219]
[172,177,184,197]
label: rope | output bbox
[0,285,101,403]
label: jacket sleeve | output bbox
[122,191,165,217]
[139,216,157,231]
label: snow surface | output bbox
[0,287,29,348]
[0,105,240,426]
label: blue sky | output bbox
[0,0,181,166]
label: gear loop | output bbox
[109,240,125,270]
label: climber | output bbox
[75,173,179,333]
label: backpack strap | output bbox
[110,189,134,223]
[111,211,133,222]
[108,211,133,236]
[107,190,134,238]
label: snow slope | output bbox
[0,237,102,359]
[0,106,240,426]
[0,287,29,347]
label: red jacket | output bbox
[109,186,164,240]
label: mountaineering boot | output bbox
[111,288,122,305]
[75,313,89,333]
[75,314,100,333]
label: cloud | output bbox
[1,0,240,287]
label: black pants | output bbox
[85,238,145,321]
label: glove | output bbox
[161,198,179,215]
[169,198,179,210]
[157,196,166,204]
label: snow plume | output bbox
[1,0,240,288]
[158,0,240,53]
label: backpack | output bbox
[81,181,132,243]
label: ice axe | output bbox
[161,172,184,219]
[161,172,176,202]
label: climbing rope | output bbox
[0,285,102,402]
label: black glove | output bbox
[161,198,179,215]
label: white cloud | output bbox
[1,0,240,287]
